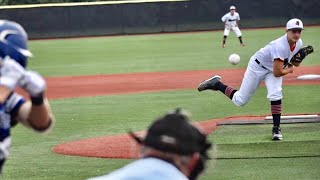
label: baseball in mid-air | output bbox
[228,53,240,65]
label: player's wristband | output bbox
[31,94,44,106]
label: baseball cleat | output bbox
[240,43,245,47]
[272,126,283,141]
[198,75,221,92]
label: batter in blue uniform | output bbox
[0,20,55,174]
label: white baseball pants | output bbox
[232,58,283,106]
[224,26,242,37]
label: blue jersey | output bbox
[0,93,25,160]
[87,157,188,180]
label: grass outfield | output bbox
[28,27,320,77]
[3,27,320,179]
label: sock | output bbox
[238,36,243,44]
[223,36,227,45]
[271,100,282,127]
[216,82,237,100]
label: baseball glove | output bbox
[290,45,314,66]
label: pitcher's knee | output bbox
[232,95,249,106]
[267,94,282,102]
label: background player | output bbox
[198,18,307,141]
[221,5,245,48]
[0,20,54,174]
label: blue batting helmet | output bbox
[0,20,32,68]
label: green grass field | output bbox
[3,27,320,179]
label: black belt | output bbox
[255,59,268,70]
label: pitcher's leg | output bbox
[231,67,262,106]
[271,100,283,140]
[198,65,263,106]
[265,73,283,140]
[197,75,238,100]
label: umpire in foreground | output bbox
[88,108,213,180]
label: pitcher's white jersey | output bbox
[232,34,302,105]
[221,12,240,28]
[253,34,303,71]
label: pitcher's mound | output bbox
[52,114,319,159]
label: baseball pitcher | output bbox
[198,18,314,140]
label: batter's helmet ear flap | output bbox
[0,20,32,68]
[0,44,28,68]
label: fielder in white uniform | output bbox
[221,5,245,48]
[87,109,212,180]
[198,18,304,140]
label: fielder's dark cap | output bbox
[130,108,212,157]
